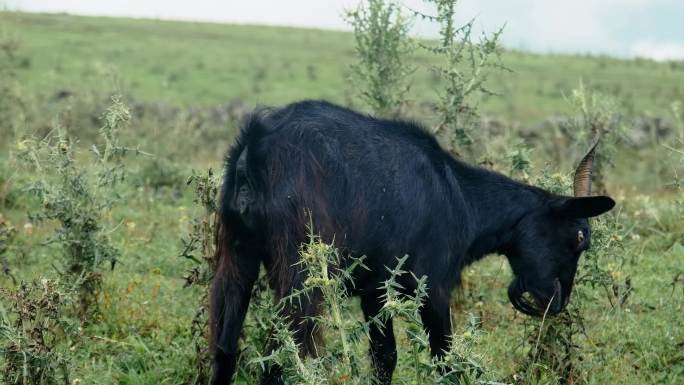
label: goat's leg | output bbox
[361,290,397,385]
[210,243,261,385]
[260,252,322,385]
[419,290,452,359]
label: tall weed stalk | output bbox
[245,226,368,384]
[14,97,134,319]
[346,0,414,117]
[375,255,493,385]
[418,0,506,158]
[179,168,220,384]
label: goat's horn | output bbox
[573,127,600,197]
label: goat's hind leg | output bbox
[210,241,261,385]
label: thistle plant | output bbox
[295,230,362,378]
[374,255,493,385]
[418,0,506,158]
[346,0,414,117]
[178,168,220,384]
[252,308,327,385]
[247,225,369,385]
[93,96,141,188]
[180,168,220,288]
[13,96,134,319]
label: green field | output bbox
[0,11,683,385]
[6,12,684,122]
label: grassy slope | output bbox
[7,12,684,123]
[0,11,682,385]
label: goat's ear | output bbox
[553,196,616,218]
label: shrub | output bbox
[419,0,507,158]
[374,255,492,385]
[13,97,135,319]
[346,0,414,117]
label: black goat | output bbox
[210,100,615,384]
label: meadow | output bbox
[0,9,683,385]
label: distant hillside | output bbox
[4,11,684,124]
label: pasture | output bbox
[0,10,683,385]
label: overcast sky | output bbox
[5,0,684,60]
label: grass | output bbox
[0,10,683,385]
[4,12,684,123]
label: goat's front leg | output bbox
[260,254,323,385]
[361,290,397,384]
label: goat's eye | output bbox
[577,230,585,244]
